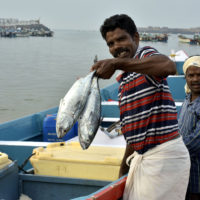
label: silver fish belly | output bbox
[56,71,95,138]
[78,76,101,150]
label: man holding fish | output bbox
[91,14,190,200]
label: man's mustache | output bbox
[114,48,129,57]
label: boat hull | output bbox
[0,63,188,199]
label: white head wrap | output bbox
[183,56,200,94]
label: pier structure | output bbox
[0,18,53,37]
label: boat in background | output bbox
[139,32,168,42]
[178,35,191,43]
[178,34,200,45]
[193,33,200,44]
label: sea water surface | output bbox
[0,30,199,123]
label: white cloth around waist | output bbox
[123,137,190,200]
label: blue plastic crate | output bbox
[43,114,78,142]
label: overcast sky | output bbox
[0,0,199,30]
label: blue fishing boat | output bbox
[0,58,187,200]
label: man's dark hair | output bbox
[100,14,138,40]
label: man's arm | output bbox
[91,54,176,79]
[116,54,176,77]
[119,144,134,177]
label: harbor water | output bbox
[0,30,199,123]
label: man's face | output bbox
[186,66,200,96]
[105,28,139,58]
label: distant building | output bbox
[0,18,40,26]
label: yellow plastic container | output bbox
[0,152,12,170]
[30,142,125,181]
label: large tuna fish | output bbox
[56,71,95,138]
[78,76,101,149]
